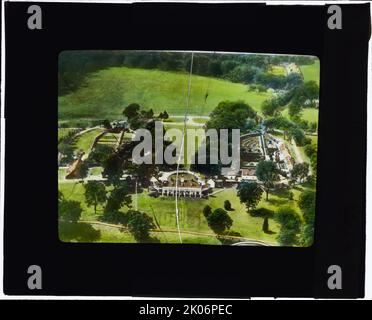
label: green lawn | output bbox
[282,107,319,124]
[58,67,271,119]
[58,128,77,142]
[59,175,316,245]
[269,65,286,76]
[73,128,103,154]
[300,60,320,84]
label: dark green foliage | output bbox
[100,210,129,225]
[249,207,274,218]
[84,181,107,214]
[102,153,124,183]
[88,144,115,166]
[206,101,256,133]
[288,103,302,119]
[275,206,302,246]
[255,72,302,90]
[256,161,280,200]
[123,103,141,119]
[298,190,316,225]
[59,221,101,242]
[159,110,169,119]
[289,127,307,146]
[224,200,232,211]
[262,99,281,117]
[58,199,82,222]
[262,217,269,233]
[237,182,263,211]
[227,65,258,83]
[78,161,89,180]
[291,163,310,183]
[203,205,212,218]
[263,116,295,131]
[206,208,233,234]
[288,191,294,200]
[309,122,318,132]
[291,81,319,106]
[102,119,112,129]
[126,210,156,242]
[304,143,317,158]
[58,143,75,164]
[104,184,132,213]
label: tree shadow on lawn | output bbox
[265,198,288,207]
[59,221,101,242]
[249,208,274,218]
[271,188,294,199]
[216,230,242,245]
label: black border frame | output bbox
[3,2,370,298]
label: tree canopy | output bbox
[237,182,263,211]
[206,208,233,234]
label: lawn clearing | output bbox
[73,128,103,154]
[282,107,319,124]
[269,65,286,76]
[300,60,320,84]
[59,67,272,119]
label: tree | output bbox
[289,127,307,146]
[123,103,140,119]
[275,206,302,246]
[104,185,132,213]
[159,110,169,119]
[84,181,107,214]
[88,144,115,166]
[237,182,263,211]
[203,205,212,218]
[102,119,112,130]
[298,190,316,221]
[58,199,82,222]
[291,162,310,183]
[102,153,124,183]
[224,200,232,211]
[256,161,280,200]
[206,101,256,132]
[162,110,169,119]
[288,103,302,119]
[127,210,155,242]
[58,190,64,205]
[304,143,317,158]
[58,143,74,164]
[261,99,281,117]
[206,208,233,234]
[298,190,316,247]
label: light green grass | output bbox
[59,67,271,119]
[58,128,76,142]
[269,65,286,76]
[300,60,320,84]
[58,178,315,245]
[282,107,319,124]
[73,129,103,154]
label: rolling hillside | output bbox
[58,67,271,119]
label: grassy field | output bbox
[58,175,315,245]
[58,67,271,120]
[300,60,320,84]
[282,107,319,124]
[73,128,103,154]
[269,65,286,76]
[58,128,77,142]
